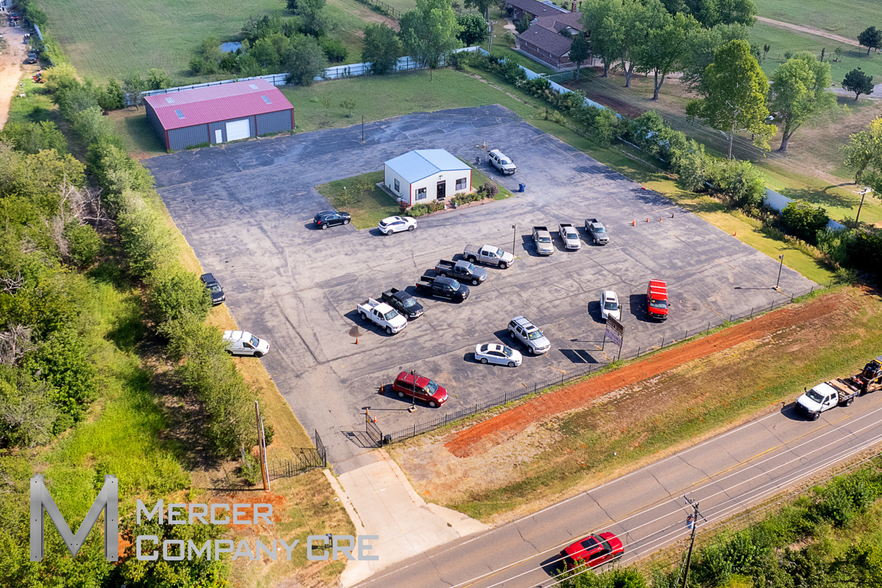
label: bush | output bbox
[673,140,711,191]
[715,159,766,210]
[780,202,829,245]
[63,223,102,268]
[147,269,211,327]
[320,37,348,63]
[239,452,261,485]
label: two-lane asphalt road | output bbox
[355,391,882,588]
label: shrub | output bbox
[147,268,211,327]
[63,223,102,268]
[674,140,711,191]
[780,202,829,245]
[320,37,348,63]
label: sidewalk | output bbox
[325,450,489,587]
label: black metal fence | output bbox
[266,430,327,480]
[382,282,827,445]
[366,412,383,448]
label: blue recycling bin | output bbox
[518,183,526,192]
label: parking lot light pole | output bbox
[512,224,517,255]
[775,254,784,290]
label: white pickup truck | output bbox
[463,244,514,269]
[558,223,581,250]
[223,331,271,357]
[357,298,407,335]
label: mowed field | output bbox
[41,0,284,81]
[753,0,882,40]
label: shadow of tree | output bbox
[779,186,859,211]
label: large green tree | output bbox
[685,40,776,159]
[680,23,751,90]
[399,0,461,77]
[580,0,624,78]
[858,26,882,55]
[285,34,327,85]
[638,11,699,99]
[363,23,401,74]
[769,52,835,152]
[682,0,756,27]
[842,117,882,195]
[463,0,492,18]
[619,0,671,88]
[456,13,488,47]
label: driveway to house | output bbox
[145,105,816,470]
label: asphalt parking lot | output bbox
[146,105,817,469]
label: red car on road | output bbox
[559,532,624,569]
[392,372,448,407]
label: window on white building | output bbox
[416,188,427,200]
[394,178,400,192]
[456,177,467,191]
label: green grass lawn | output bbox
[279,68,545,133]
[753,0,882,40]
[316,171,399,228]
[751,21,882,82]
[40,0,287,83]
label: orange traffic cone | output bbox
[646,217,650,222]
[671,212,675,218]
[659,217,663,222]
[632,219,636,226]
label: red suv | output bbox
[559,532,624,570]
[392,372,448,407]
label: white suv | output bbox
[507,316,551,355]
[488,149,517,175]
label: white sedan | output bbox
[475,343,522,367]
[600,290,621,321]
[379,216,417,235]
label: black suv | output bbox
[24,52,38,64]
[314,210,351,229]
[200,273,225,306]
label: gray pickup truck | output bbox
[435,259,487,286]
[585,218,609,245]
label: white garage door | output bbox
[225,119,250,141]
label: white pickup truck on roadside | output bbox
[357,298,408,335]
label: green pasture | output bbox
[751,21,882,82]
[753,0,882,41]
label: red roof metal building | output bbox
[144,79,295,151]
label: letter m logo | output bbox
[30,475,118,561]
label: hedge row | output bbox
[45,63,265,459]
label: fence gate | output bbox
[314,429,327,467]
[365,412,383,448]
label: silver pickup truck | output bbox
[463,244,514,269]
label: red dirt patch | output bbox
[444,293,841,458]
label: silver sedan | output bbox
[474,343,522,367]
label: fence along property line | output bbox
[384,283,821,444]
[265,429,327,480]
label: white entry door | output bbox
[225,119,250,141]
[214,129,223,144]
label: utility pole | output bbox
[854,187,872,227]
[679,496,706,588]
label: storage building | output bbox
[384,150,472,207]
[144,79,295,151]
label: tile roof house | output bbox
[516,11,585,70]
[504,0,569,21]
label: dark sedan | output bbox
[314,210,351,229]
[200,273,225,306]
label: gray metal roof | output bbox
[385,150,470,184]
